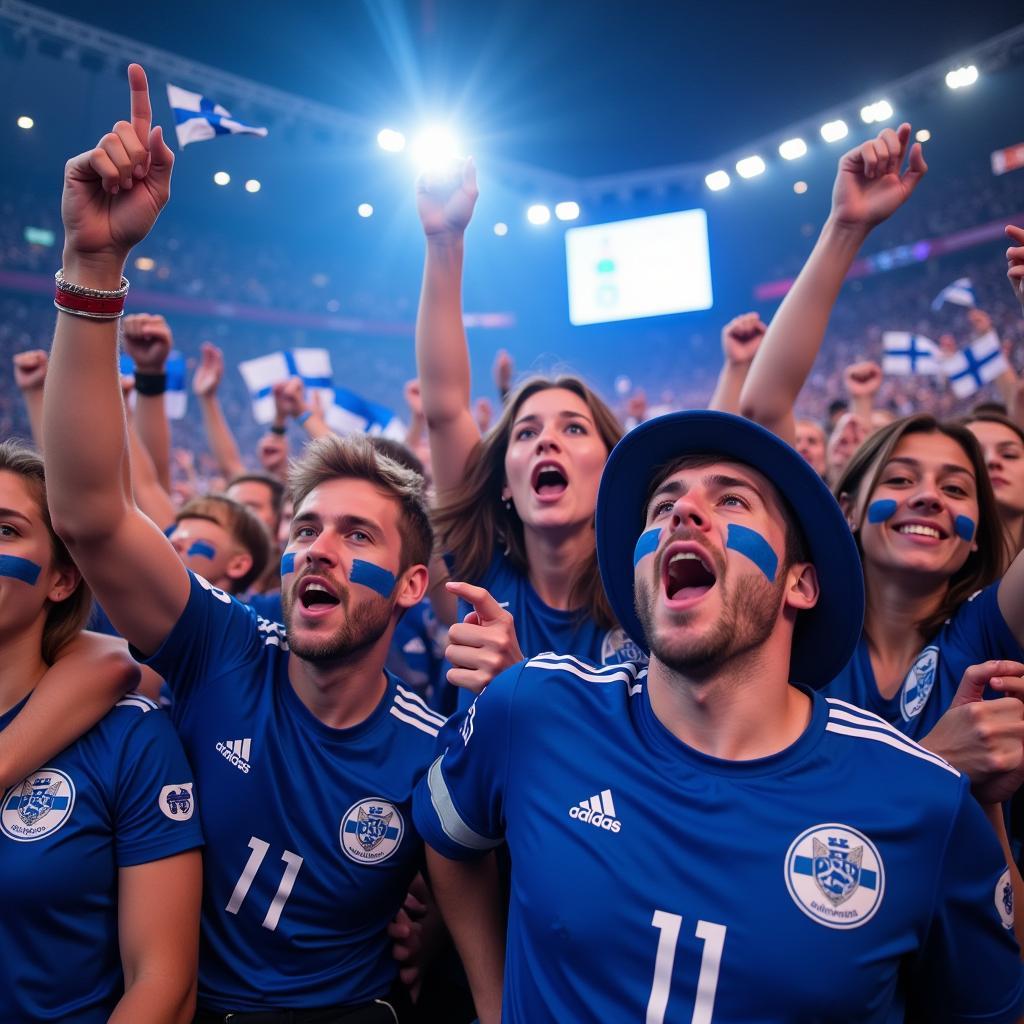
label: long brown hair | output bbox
[433,375,623,629]
[0,440,92,663]
[834,414,1004,638]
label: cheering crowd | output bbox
[5,62,1024,1023]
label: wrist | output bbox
[820,215,871,251]
[61,250,127,292]
[425,231,465,253]
[134,371,167,397]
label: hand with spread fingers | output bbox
[444,581,524,694]
[416,156,479,240]
[192,342,225,398]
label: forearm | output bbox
[707,362,749,414]
[301,412,333,439]
[740,218,868,442]
[850,392,874,422]
[980,801,1024,958]
[996,366,1020,415]
[20,388,45,451]
[197,393,245,479]
[426,847,505,1024]
[134,392,171,492]
[109,971,195,1024]
[128,420,176,530]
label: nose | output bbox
[670,491,711,535]
[986,450,1003,473]
[533,424,562,454]
[303,529,339,571]
[908,477,944,513]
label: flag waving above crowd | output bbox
[166,84,269,147]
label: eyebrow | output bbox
[647,472,765,511]
[291,511,383,534]
[884,456,976,479]
[512,411,595,429]
[0,507,32,525]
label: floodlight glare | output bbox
[915,129,931,143]
[555,201,580,221]
[494,222,508,236]
[793,181,808,194]
[736,155,766,179]
[134,257,155,271]
[411,125,461,173]
[213,171,231,186]
[527,204,551,226]
[357,203,374,218]
[946,65,978,90]
[377,128,406,153]
[705,170,731,192]
[778,137,807,160]
[16,115,33,130]
[860,100,894,124]
[244,179,261,193]
[820,119,849,143]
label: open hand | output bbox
[416,156,478,239]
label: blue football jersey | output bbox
[414,656,1024,1023]
[822,584,1024,740]
[139,571,443,1012]
[387,600,446,709]
[244,589,284,624]
[0,693,202,1024]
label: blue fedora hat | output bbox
[595,410,863,687]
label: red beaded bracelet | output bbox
[53,268,129,320]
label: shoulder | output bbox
[511,652,645,714]
[385,675,447,748]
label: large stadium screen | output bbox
[565,209,713,325]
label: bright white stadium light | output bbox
[555,201,580,221]
[736,155,766,179]
[916,129,931,143]
[820,119,848,143]
[244,179,261,193]
[411,125,461,173]
[705,170,731,192]
[946,65,978,90]
[16,115,33,130]
[357,203,374,218]
[793,181,808,194]
[860,100,894,124]
[213,171,230,186]
[134,256,155,271]
[527,204,551,226]
[376,128,406,153]
[778,137,807,160]
[493,222,508,236]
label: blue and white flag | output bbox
[326,387,405,440]
[166,84,269,148]
[238,348,334,424]
[931,277,976,311]
[882,332,940,376]
[119,351,188,420]
[941,331,1008,398]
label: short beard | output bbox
[636,570,785,679]
[283,583,392,666]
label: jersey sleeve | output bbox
[133,571,268,708]
[905,784,1024,1023]
[112,703,204,867]
[412,662,524,861]
[948,584,1024,664]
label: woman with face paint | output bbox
[964,411,1024,571]
[0,439,203,1022]
[415,160,633,712]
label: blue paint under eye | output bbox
[633,528,661,568]
[349,559,396,597]
[280,552,296,575]
[186,541,216,559]
[726,524,778,582]
[867,499,898,524]
[954,515,976,542]
[0,554,42,586]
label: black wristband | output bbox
[269,424,287,436]
[134,371,167,396]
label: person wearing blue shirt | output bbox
[0,439,202,1024]
[414,410,1024,1023]
[44,65,440,1023]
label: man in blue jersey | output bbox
[414,409,1024,1023]
[44,66,442,1022]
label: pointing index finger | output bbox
[127,63,152,149]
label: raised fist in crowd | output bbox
[843,360,883,399]
[13,350,49,392]
[122,313,172,372]
[720,312,767,365]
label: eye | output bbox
[294,525,317,540]
[1003,449,1022,461]
[883,474,913,487]
[0,524,17,538]
[515,427,537,441]
[650,500,675,519]
[349,530,371,543]
[719,493,750,510]
[565,422,587,435]
[943,484,969,498]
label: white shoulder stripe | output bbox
[393,692,446,728]
[395,685,446,726]
[389,706,439,737]
[826,699,958,764]
[531,652,642,677]
[526,658,638,685]
[825,696,893,722]
[825,722,960,777]
[116,695,157,713]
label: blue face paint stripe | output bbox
[280,552,296,575]
[867,499,897,524]
[186,541,216,559]
[633,528,661,568]
[955,515,976,542]
[0,555,42,586]
[726,524,778,582]
[349,560,396,597]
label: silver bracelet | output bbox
[55,268,129,299]
[53,300,125,320]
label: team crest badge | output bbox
[340,798,404,865]
[159,783,195,821]
[601,627,647,666]
[785,823,884,929]
[900,646,939,721]
[996,868,1015,930]
[1,767,76,842]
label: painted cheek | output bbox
[633,528,661,569]
[349,560,397,597]
[954,515,976,542]
[0,555,42,586]
[867,499,898,524]
[725,524,778,582]
[280,552,296,576]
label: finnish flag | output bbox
[882,332,940,376]
[119,352,188,420]
[166,84,269,148]
[326,387,406,440]
[931,277,976,311]
[237,348,334,424]
[941,331,1008,399]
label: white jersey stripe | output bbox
[825,722,960,777]
[531,651,641,677]
[589,795,602,813]
[389,706,439,737]
[601,789,616,816]
[115,695,157,713]
[527,659,639,685]
[826,705,957,770]
[393,692,446,728]
[427,755,502,852]
[241,738,251,762]
[395,685,447,726]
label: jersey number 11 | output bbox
[647,910,727,1024]
[226,836,304,932]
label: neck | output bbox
[0,618,50,717]
[522,522,594,609]
[287,629,393,729]
[645,631,811,761]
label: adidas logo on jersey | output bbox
[568,789,621,833]
[216,738,252,774]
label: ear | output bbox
[784,562,819,613]
[837,491,858,533]
[46,562,81,605]
[224,550,254,587]
[395,563,430,611]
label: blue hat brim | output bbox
[595,411,863,687]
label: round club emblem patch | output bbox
[784,823,884,929]
[601,627,647,666]
[996,867,1015,930]
[900,646,939,721]
[1,767,76,843]
[340,798,404,865]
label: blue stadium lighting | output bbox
[410,125,461,173]
[778,137,807,161]
[555,201,581,221]
[213,171,230,186]
[493,222,509,236]
[736,155,766,179]
[820,119,849,143]
[705,170,730,192]
[357,203,374,218]
[527,204,551,226]
[16,115,34,130]
[860,100,894,124]
[945,65,978,89]
[376,128,406,153]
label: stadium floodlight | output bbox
[527,204,551,226]
[860,100,893,124]
[493,222,509,236]
[705,170,731,192]
[793,181,808,195]
[357,203,374,218]
[16,115,33,130]
[376,128,406,153]
[555,201,581,221]
[945,65,978,90]
[411,125,461,173]
[213,171,230,186]
[820,119,848,143]
[134,256,155,271]
[916,129,931,143]
[244,179,261,193]
[778,137,807,161]
[736,155,766,179]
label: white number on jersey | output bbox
[647,910,727,1024]
[225,835,304,932]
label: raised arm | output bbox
[843,360,883,425]
[414,157,484,498]
[1007,224,1024,315]
[707,312,766,413]
[192,341,245,479]
[740,124,927,443]
[13,350,49,450]
[44,63,189,657]
[122,313,173,492]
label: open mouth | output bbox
[663,548,717,602]
[532,463,569,498]
[298,577,341,611]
